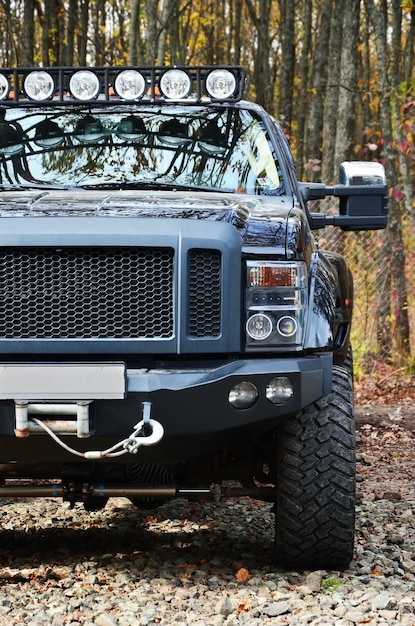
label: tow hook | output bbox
[18,401,164,460]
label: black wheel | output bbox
[274,360,355,570]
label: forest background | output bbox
[1,0,414,399]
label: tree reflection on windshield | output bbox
[0,106,285,195]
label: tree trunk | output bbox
[278,0,295,131]
[128,0,140,65]
[65,0,78,65]
[334,0,360,167]
[295,0,312,181]
[243,0,273,110]
[306,0,331,181]
[145,0,159,64]
[78,0,89,65]
[322,1,344,184]
[22,0,35,66]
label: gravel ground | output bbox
[0,405,415,626]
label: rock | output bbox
[297,570,325,594]
[215,595,234,616]
[94,613,118,626]
[261,601,293,617]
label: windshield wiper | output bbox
[77,181,232,193]
[0,183,70,191]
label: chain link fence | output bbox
[312,199,415,381]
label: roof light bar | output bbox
[0,65,246,106]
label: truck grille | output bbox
[0,246,223,341]
[188,249,221,337]
[0,247,175,339]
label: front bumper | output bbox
[0,354,332,463]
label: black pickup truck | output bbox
[0,66,387,569]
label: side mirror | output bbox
[336,161,388,230]
[305,161,388,231]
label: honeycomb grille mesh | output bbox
[188,249,222,337]
[0,247,174,339]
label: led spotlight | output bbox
[24,71,55,101]
[159,69,192,100]
[0,74,9,101]
[205,69,236,100]
[114,70,146,100]
[69,70,100,100]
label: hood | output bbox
[0,188,306,254]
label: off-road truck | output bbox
[0,66,387,569]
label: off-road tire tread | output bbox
[275,359,355,570]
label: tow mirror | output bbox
[302,161,388,231]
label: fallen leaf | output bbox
[235,568,250,583]
[237,601,252,612]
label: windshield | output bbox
[0,105,285,195]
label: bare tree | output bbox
[305,0,331,181]
[322,1,345,183]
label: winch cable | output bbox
[29,413,164,460]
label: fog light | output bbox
[246,313,273,340]
[266,377,294,405]
[229,381,258,409]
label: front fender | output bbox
[304,251,337,350]
[324,251,354,364]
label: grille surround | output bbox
[0,216,242,354]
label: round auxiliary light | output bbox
[69,70,100,100]
[74,115,107,143]
[116,115,146,142]
[114,70,146,100]
[246,313,273,341]
[0,74,9,101]
[0,124,24,156]
[205,69,237,100]
[159,69,192,100]
[34,119,65,148]
[277,316,298,337]
[266,377,294,405]
[24,71,55,101]
[229,381,259,409]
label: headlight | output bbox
[245,261,307,350]
[246,313,273,340]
